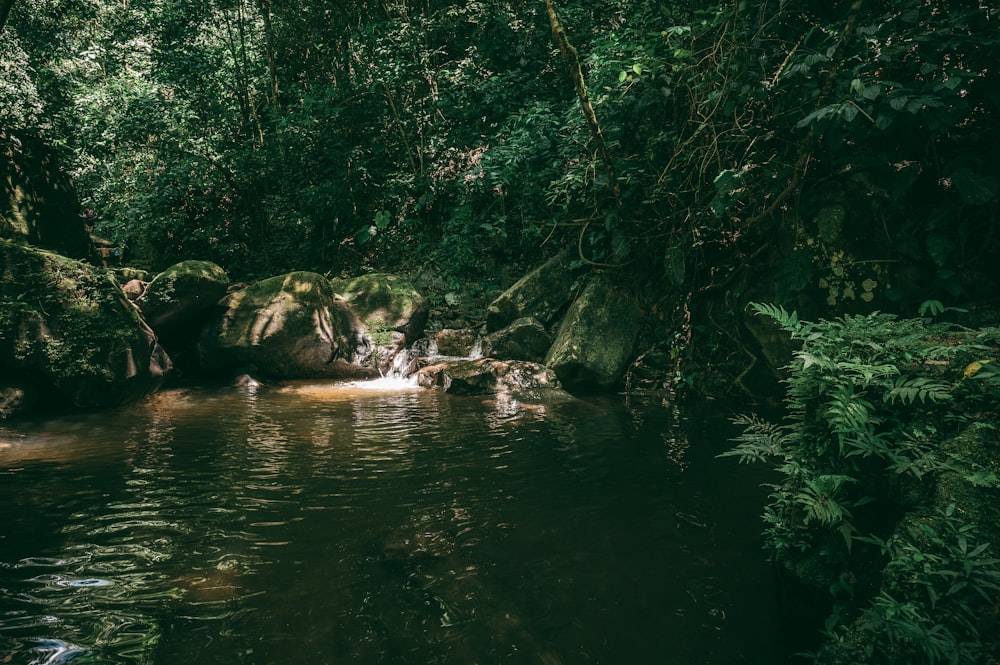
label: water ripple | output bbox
[0,385,790,665]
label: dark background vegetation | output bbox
[3,0,997,312]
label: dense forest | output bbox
[4,0,997,310]
[4,1,1000,663]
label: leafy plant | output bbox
[724,304,1000,664]
[819,505,1000,665]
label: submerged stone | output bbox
[415,357,566,402]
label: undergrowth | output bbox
[723,303,1000,664]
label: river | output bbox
[0,380,795,664]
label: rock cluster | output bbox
[2,238,643,418]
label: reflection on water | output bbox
[0,382,792,664]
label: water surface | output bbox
[1,381,790,664]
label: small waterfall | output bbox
[350,340,428,390]
[388,346,418,378]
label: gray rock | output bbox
[198,271,376,380]
[416,358,565,401]
[330,272,428,343]
[434,328,480,357]
[137,260,229,333]
[545,274,640,393]
[485,249,578,332]
[121,278,147,301]
[481,317,550,363]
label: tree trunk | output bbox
[544,0,620,209]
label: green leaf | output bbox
[884,376,952,405]
[374,210,392,229]
[951,168,999,205]
[926,232,954,267]
[889,94,910,111]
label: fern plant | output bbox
[725,305,1000,664]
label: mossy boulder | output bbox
[1,131,94,260]
[198,271,376,380]
[136,260,230,372]
[137,260,229,333]
[544,274,641,393]
[0,239,171,417]
[330,272,428,343]
[485,249,578,332]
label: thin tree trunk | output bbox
[544,0,621,209]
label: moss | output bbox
[142,260,228,306]
[210,271,352,354]
[0,239,146,383]
[330,272,427,341]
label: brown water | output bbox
[0,380,794,664]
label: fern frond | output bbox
[883,376,953,405]
[825,387,874,430]
[794,474,857,525]
[723,414,792,463]
[748,302,801,333]
[794,349,834,371]
[837,361,899,384]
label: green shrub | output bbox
[724,304,1000,664]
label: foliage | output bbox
[0,30,42,128]
[724,304,1000,663]
[2,0,997,303]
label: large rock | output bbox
[0,239,171,418]
[137,260,230,333]
[198,271,376,380]
[485,249,578,332]
[136,260,230,373]
[480,317,551,363]
[415,358,565,401]
[330,273,428,343]
[544,274,641,393]
[1,131,94,260]
[434,328,480,357]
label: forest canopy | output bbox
[2,0,998,317]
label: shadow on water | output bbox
[0,383,803,664]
